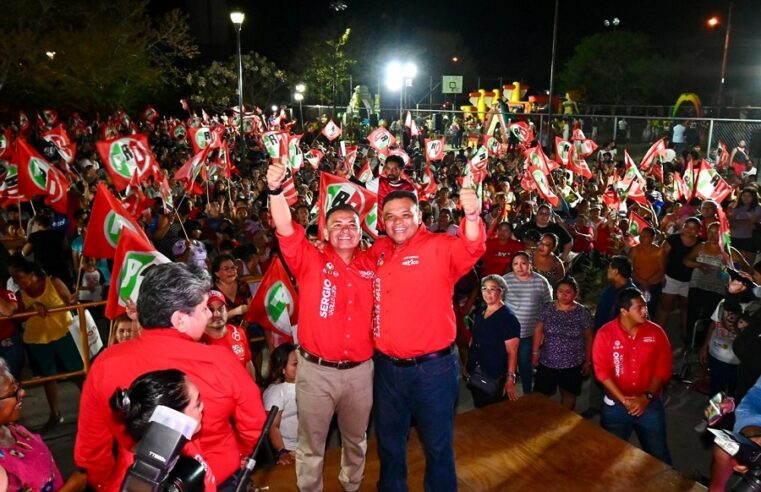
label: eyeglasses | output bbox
[0,382,22,401]
[481,287,503,293]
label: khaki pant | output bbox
[295,352,374,492]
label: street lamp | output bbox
[707,3,733,115]
[294,83,306,131]
[230,11,245,157]
[386,60,417,126]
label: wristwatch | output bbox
[268,186,284,196]
[645,391,655,401]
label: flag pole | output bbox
[17,201,22,230]
[73,255,85,302]
[28,199,36,216]
[174,208,190,242]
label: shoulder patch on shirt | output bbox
[613,340,622,350]
[402,255,420,266]
[642,336,656,343]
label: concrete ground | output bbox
[20,312,715,488]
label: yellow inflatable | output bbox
[672,93,702,118]
[461,82,532,121]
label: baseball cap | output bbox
[207,290,226,305]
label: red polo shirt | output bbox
[592,317,672,397]
[202,324,252,366]
[369,218,486,358]
[74,329,265,491]
[278,222,375,362]
[479,237,524,276]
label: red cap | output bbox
[207,290,226,306]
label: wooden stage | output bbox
[251,393,703,491]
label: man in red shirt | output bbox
[203,289,256,381]
[370,181,486,491]
[592,287,672,464]
[267,158,375,492]
[479,221,523,276]
[366,155,416,233]
[74,263,265,491]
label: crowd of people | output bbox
[0,106,761,490]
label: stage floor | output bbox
[252,393,703,491]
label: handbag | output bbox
[68,309,104,361]
[466,365,503,397]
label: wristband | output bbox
[507,373,517,383]
[268,186,284,195]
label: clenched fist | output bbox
[266,157,288,191]
[459,175,482,218]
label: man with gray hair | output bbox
[75,262,266,491]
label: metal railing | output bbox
[2,300,105,387]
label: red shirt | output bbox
[592,317,672,397]
[479,238,524,276]
[0,290,18,340]
[369,218,486,358]
[571,225,594,253]
[74,329,265,491]
[277,222,375,362]
[202,324,252,366]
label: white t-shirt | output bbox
[709,301,740,365]
[262,382,298,450]
[672,124,686,144]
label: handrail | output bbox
[0,300,106,321]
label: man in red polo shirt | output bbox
[479,221,524,276]
[267,158,375,492]
[203,289,256,381]
[370,181,486,492]
[592,287,672,464]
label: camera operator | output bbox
[75,263,266,491]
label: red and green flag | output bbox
[96,134,159,191]
[244,256,297,341]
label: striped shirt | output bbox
[503,272,553,338]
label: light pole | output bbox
[385,60,416,139]
[546,0,559,147]
[230,11,245,157]
[294,83,305,132]
[708,2,733,115]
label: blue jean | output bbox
[600,395,672,464]
[518,337,534,394]
[374,352,460,492]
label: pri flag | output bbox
[244,256,298,340]
[404,111,412,128]
[262,131,287,159]
[524,145,557,175]
[12,139,69,213]
[42,125,77,165]
[695,160,732,203]
[367,127,396,153]
[96,134,159,191]
[287,135,304,172]
[316,172,378,239]
[528,165,559,207]
[467,146,489,185]
[0,128,11,159]
[627,212,650,247]
[483,135,500,157]
[425,137,445,161]
[640,138,666,171]
[322,119,342,141]
[141,105,159,122]
[83,183,149,259]
[554,137,572,167]
[0,164,27,205]
[508,121,534,144]
[188,127,213,154]
[357,160,374,183]
[105,228,170,320]
[304,148,324,170]
[567,146,592,179]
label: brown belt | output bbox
[298,347,365,370]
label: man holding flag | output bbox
[267,157,376,492]
[366,154,415,233]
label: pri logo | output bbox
[109,139,151,179]
[265,281,295,333]
[104,211,139,248]
[118,251,167,307]
[28,157,50,191]
[364,203,377,233]
[556,140,572,163]
[194,128,211,150]
[325,183,366,215]
[485,137,499,156]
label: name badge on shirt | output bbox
[402,255,419,266]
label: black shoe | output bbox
[580,408,599,419]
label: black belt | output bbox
[378,344,455,367]
[298,347,365,370]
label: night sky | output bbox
[169,0,761,105]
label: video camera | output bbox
[710,428,761,492]
[121,405,279,492]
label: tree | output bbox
[558,31,675,105]
[185,52,288,113]
[0,0,198,112]
[293,28,356,109]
